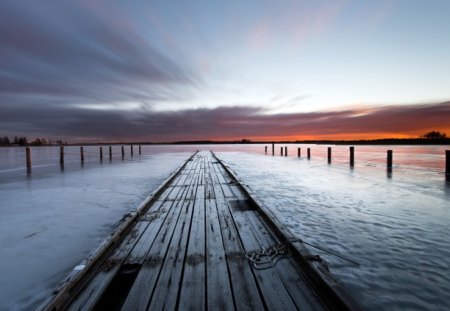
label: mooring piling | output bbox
[350,146,355,167]
[109,146,112,160]
[100,147,103,161]
[265,146,267,154]
[26,147,32,169]
[59,146,64,164]
[327,147,332,164]
[139,145,142,155]
[272,142,275,156]
[131,145,134,156]
[298,147,301,158]
[445,150,449,181]
[80,147,84,163]
[387,150,393,171]
[281,147,283,156]
[307,148,311,159]
[121,146,125,159]
[285,146,287,157]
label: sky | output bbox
[0,0,449,142]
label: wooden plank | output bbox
[120,156,201,310]
[246,212,325,311]
[204,158,234,311]
[124,201,175,264]
[68,163,194,310]
[228,208,298,310]
[178,166,206,310]
[214,155,326,310]
[146,158,202,310]
[211,167,266,311]
[146,196,196,310]
[213,164,299,311]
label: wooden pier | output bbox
[40,151,360,311]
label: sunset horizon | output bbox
[1,1,450,143]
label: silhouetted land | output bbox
[66,138,450,146]
[1,137,449,147]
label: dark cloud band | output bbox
[1,102,448,142]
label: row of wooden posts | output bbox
[25,145,142,168]
[265,144,450,181]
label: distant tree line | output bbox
[421,131,447,139]
[0,135,65,146]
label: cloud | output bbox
[1,100,448,142]
[0,1,196,108]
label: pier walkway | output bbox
[41,151,359,311]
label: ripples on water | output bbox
[218,145,449,311]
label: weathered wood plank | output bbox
[54,152,358,311]
[246,212,325,311]
[120,157,201,310]
[214,155,326,311]
[205,160,234,311]
[178,162,206,311]
[210,162,266,311]
[146,157,202,310]
[146,199,195,310]
[228,208,298,310]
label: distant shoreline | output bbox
[71,138,450,146]
[2,138,449,147]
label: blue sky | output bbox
[0,0,449,141]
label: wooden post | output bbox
[130,144,133,156]
[59,146,64,164]
[26,147,32,168]
[387,150,393,170]
[139,145,142,155]
[281,147,283,156]
[297,148,301,158]
[109,146,112,160]
[100,146,103,161]
[445,150,449,181]
[327,147,331,163]
[121,146,125,159]
[307,148,311,159]
[80,147,84,163]
[285,146,287,157]
[350,146,354,167]
[265,146,267,154]
[272,142,275,156]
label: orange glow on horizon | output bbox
[208,128,450,142]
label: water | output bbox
[217,144,450,311]
[0,144,449,310]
